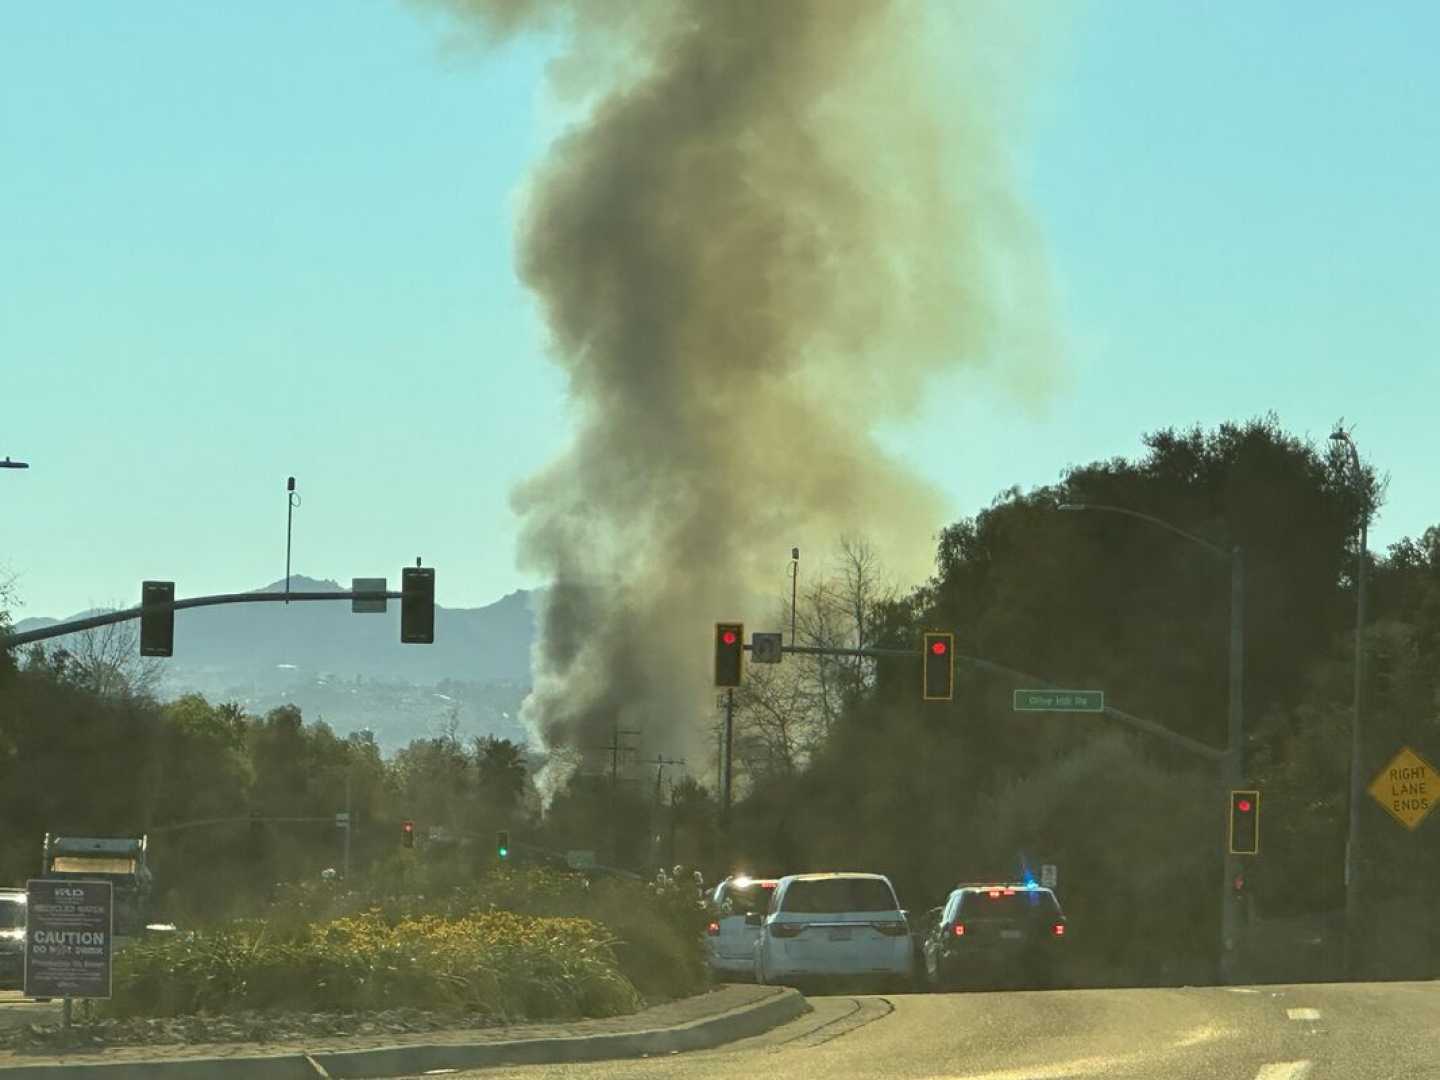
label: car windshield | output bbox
[723,883,775,914]
[959,890,1061,919]
[781,879,897,914]
[0,899,24,930]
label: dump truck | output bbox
[40,834,153,938]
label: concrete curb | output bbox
[0,987,809,1079]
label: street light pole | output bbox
[284,477,300,604]
[1059,502,1246,982]
[1332,430,1367,978]
[790,547,800,648]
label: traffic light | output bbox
[1228,790,1260,855]
[401,566,435,644]
[140,580,175,657]
[401,820,415,849]
[496,830,510,860]
[922,631,954,701]
[714,622,743,687]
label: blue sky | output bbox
[3,2,1437,619]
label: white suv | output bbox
[706,875,778,980]
[754,872,913,992]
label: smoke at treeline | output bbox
[425,0,1063,776]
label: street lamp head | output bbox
[1,456,29,470]
[1329,431,1348,443]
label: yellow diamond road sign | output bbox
[1368,745,1439,831]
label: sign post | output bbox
[24,879,114,1024]
[1012,689,1105,713]
[1367,746,1438,831]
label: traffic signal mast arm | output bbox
[0,588,405,649]
[741,640,1225,763]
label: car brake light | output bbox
[953,922,966,937]
[706,921,720,936]
[1052,923,1065,937]
[988,890,1000,898]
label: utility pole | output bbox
[1333,428,1368,978]
[597,725,640,789]
[586,726,639,867]
[651,754,685,806]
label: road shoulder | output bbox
[0,984,807,1079]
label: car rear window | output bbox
[0,899,24,930]
[722,882,775,914]
[780,878,897,914]
[958,889,1060,918]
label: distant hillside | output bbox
[14,576,541,752]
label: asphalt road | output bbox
[415,980,1440,1080]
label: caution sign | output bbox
[24,879,113,999]
[1367,746,1439,831]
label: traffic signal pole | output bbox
[1,588,406,650]
[1221,546,1247,984]
[722,688,735,827]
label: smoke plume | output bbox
[428,0,1062,785]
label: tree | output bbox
[475,736,528,818]
[64,617,166,699]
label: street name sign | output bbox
[1013,690,1104,713]
[751,632,783,664]
[352,578,387,614]
[24,879,113,1000]
[1367,745,1438,831]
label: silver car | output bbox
[706,875,778,980]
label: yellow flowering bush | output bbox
[106,909,641,1020]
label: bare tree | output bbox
[726,536,897,780]
[64,614,166,699]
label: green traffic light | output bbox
[498,847,508,858]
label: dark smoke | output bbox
[425,0,1062,792]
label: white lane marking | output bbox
[1254,1062,1314,1080]
[1286,1007,1321,1021]
[1222,987,1261,994]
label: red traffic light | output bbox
[715,622,744,687]
[1237,799,1252,813]
[922,631,955,701]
